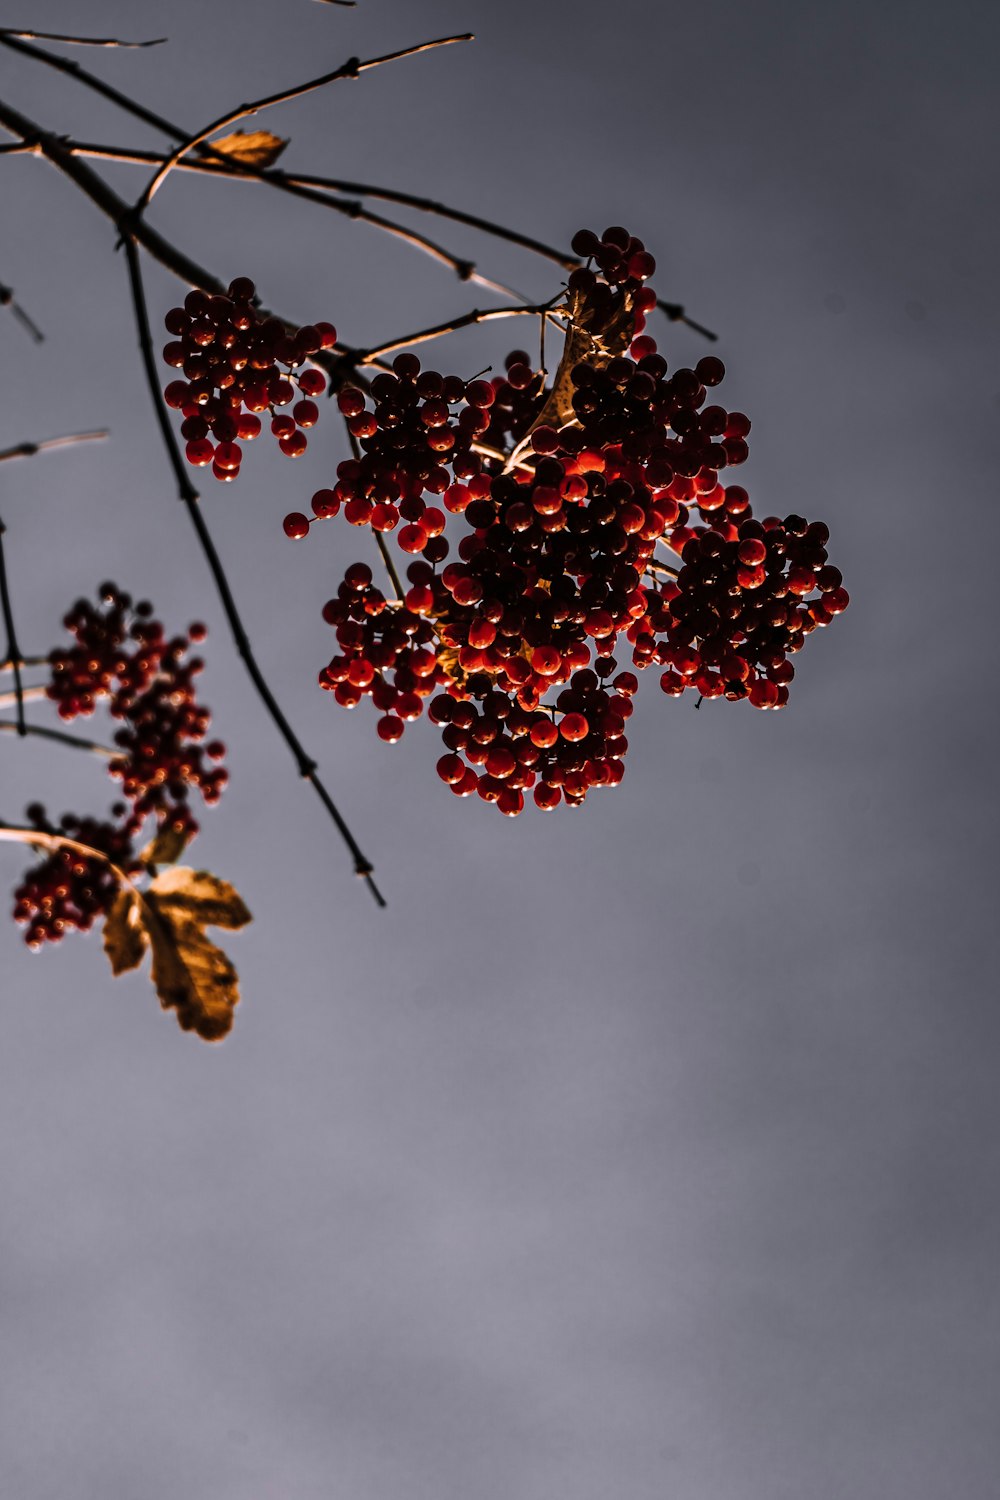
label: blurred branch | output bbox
[0,520,26,734]
[0,719,115,756]
[0,686,46,709]
[0,821,134,889]
[0,430,108,464]
[132,33,474,216]
[122,237,385,906]
[0,279,44,341]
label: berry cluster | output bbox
[12,805,141,950]
[10,588,228,946]
[278,225,847,814]
[47,585,227,835]
[162,278,334,482]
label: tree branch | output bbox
[356,301,564,364]
[0,98,373,376]
[0,30,165,48]
[0,821,135,891]
[0,719,115,756]
[122,237,384,905]
[0,520,26,735]
[132,33,474,217]
[0,430,109,464]
[0,278,44,341]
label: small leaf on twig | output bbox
[103,887,147,975]
[139,821,193,869]
[207,130,289,169]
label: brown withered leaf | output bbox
[148,867,251,929]
[102,886,148,976]
[139,820,193,870]
[99,867,251,1041]
[207,129,289,170]
[142,867,252,1041]
[508,282,639,465]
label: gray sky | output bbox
[1,2,998,1497]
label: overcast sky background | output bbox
[1,2,998,1497]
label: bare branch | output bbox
[0,279,44,341]
[0,720,116,756]
[356,300,565,364]
[0,100,373,377]
[0,822,134,891]
[0,30,165,49]
[0,656,48,673]
[0,430,109,464]
[0,520,26,735]
[133,33,474,216]
[122,237,385,906]
[0,686,47,710]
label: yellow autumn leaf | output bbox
[207,129,289,170]
[102,886,148,975]
[99,867,251,1042]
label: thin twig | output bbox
[0,520,26,734]
[132,33,474,216]
[0,279,44,341]
[0,33,716,331]
[344,427,405,602]
[0,822,134,890]
[122,237,384,905]
[0,720,115,756]
[0,686,47,710]
[11,140,523,298]
[0,655,48,673]
[357,301,564,364]
[0,99,372,377]
[0,430,109,464]
[0,30,165,48]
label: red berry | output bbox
[283,512,310,540]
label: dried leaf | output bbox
[139,821,192,869]
[207,129,289,170]
[102,887,148,976]
[142,898,243,1042]
[98,866,251,1041]
[149,867,252,928]
[507,282,639,467]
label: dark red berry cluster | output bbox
[46,585,227,835]
[316,562,447,738]
[286,225,846,814]
[162,278,334,482]
[12,804,141,949]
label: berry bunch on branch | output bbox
[216,225,846,816]
[1,17,847,1040]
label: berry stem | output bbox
[0,720,116,756]
[345,426,406,603]
[0,519,26,736]
[123,236,385,906]
[131,33,475,217]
